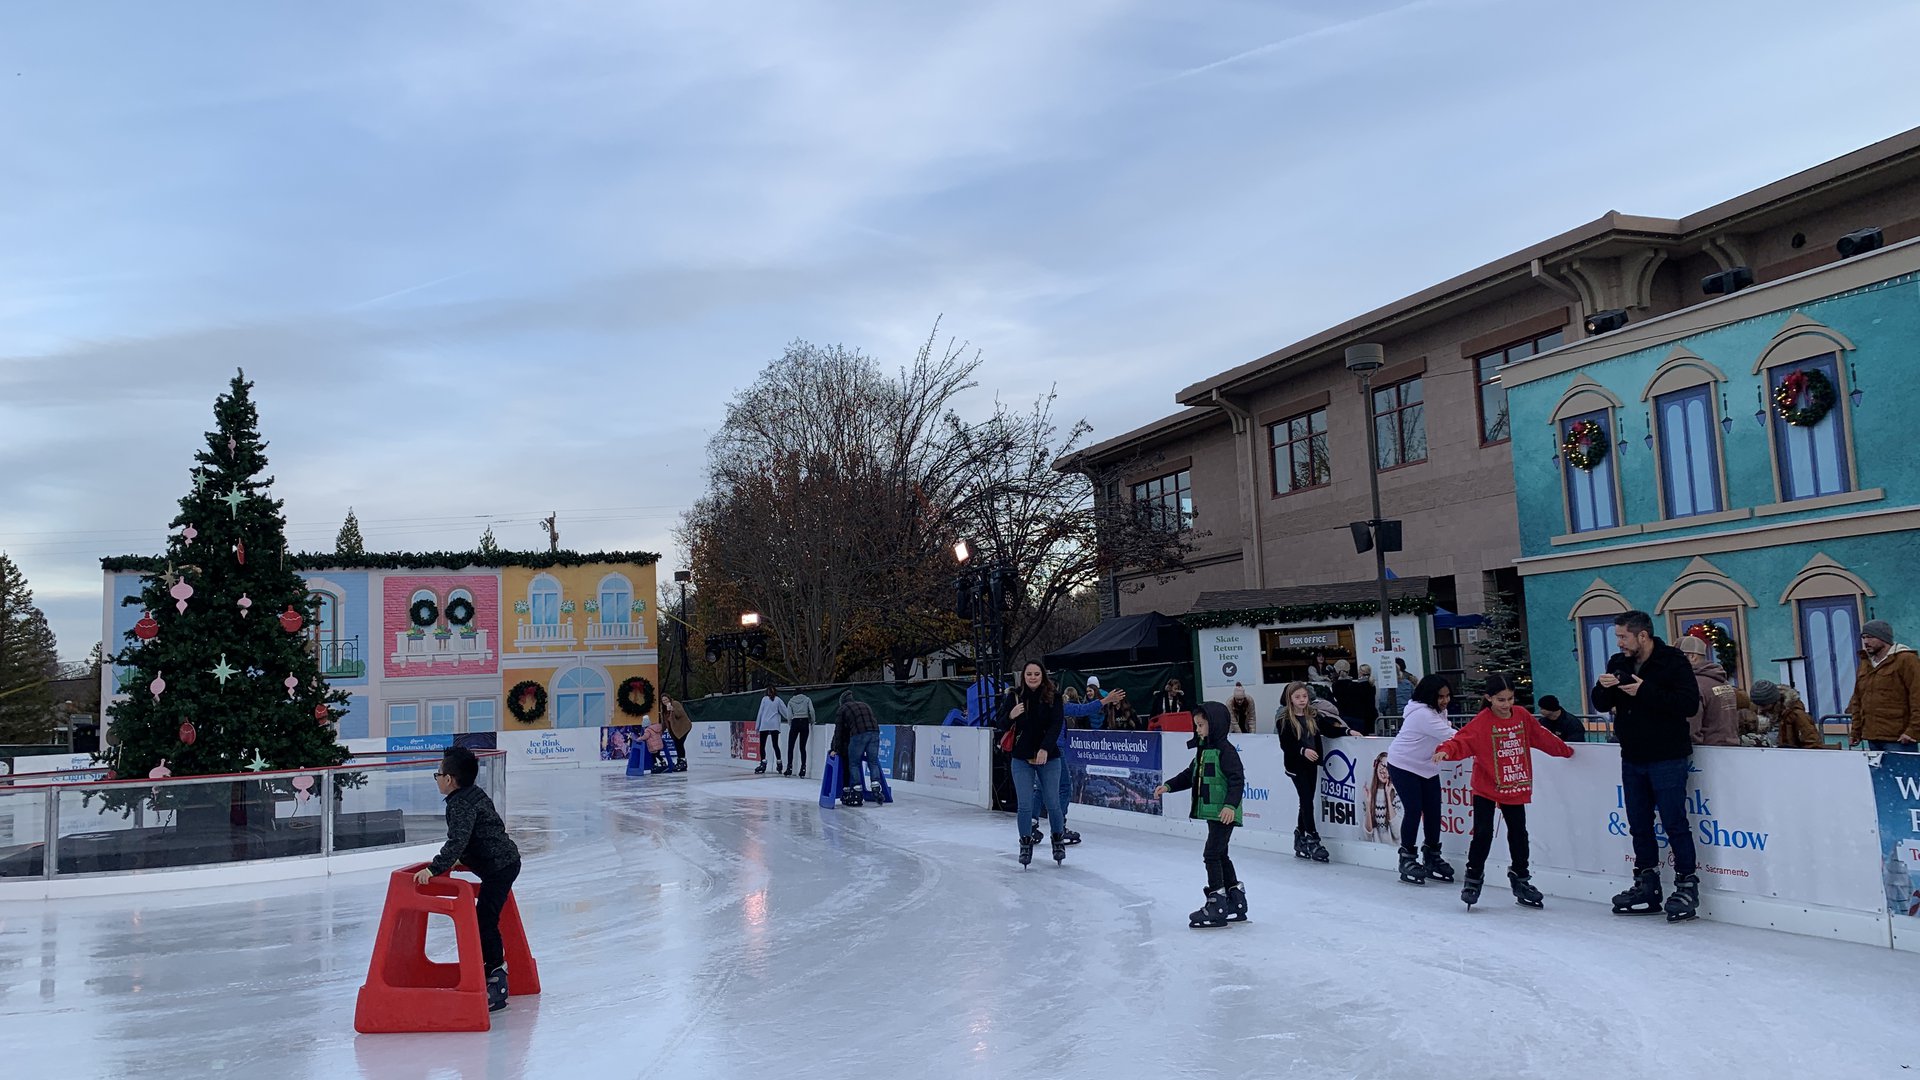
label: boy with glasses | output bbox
[415,747,523,1011]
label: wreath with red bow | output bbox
[1560,419,1610,471]
[507,679,548,724]
[1685,622,1740,672]
[1773,369,1836,427]
[616,676,656,718]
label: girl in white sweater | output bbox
[1384,674,1457,886]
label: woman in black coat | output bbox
[997,661,1069,868]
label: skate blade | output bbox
[1666,911,1697,923]
[1612,906,1664,916]
[1516,899,1543,909]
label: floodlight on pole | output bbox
[953,539,972,565]
[740,612,760,628]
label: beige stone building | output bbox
[1067,126,1920,679]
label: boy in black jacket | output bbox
[1155,702,1247,928]
[415,747,523,1010]
[1591,610,1703,922]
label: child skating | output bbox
[1432,675,1573,910]
[415,747,523,1011]
[1154,701,1247,927]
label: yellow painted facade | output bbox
[500,561,660,730]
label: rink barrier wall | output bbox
[683,722,992,808]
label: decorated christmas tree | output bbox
[103,371,350,783]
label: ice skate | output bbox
[798,768,807,779]
[1051,833,1067,865]
[1397,846,1426,885]
[1029,825,1043,846]
[782,766,793,777]
[1509,870,1543,908]
[1188,889,1230,928]
[1612,869,1663,915]
[1293,829,1314,860]
[1421,844,1455,884]
[1018,835,1034,869]
[1307,833,1330,863]
[1062,828,1082,845]
[1460,867,1485,908]
[1665,873,1699,922]
[753,762,767,774]
[1225,883,1248,922]
[486,966,509,1012]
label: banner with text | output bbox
[1066,730,1162,816]
[878,725,917,782]
[915,728,979,795]
[1869,750,1920,949]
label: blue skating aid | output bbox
[818,753,842,808]
[626,741,648,778]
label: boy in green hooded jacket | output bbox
[1155,701,1247,928]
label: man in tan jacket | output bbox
[1678,634,1742,747]
[1849,619,1920,751]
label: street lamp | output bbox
[673,570,692,699]
[740,611,760,628]
[1345,343,1401,698]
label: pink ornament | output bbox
[284,674,299,699]
[235,539,246,565]
[292,775,314,803]
[134,612,159,641]
[238,593,253,618]
[169,578,194,615]
[227,436,237,454]
[182,524,198,546]
[149,759,171,781]
[150,672,166,701]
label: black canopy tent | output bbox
[1042,612,1192,671]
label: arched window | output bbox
[308,589,340,649]
[1569,578,1630,713]
[409,588,440,629]
[1548,377,1625,535]
[1656,557,1757,686]
[529,574,561,626]
[1754,315,1859,503]
[553,666,607,728]
[598,574,632,624]
[448,588,475,626]
[1781,554,1874,721]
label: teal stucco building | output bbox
[1502,238,1920,723]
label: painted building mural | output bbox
[105,558,659,743]
[1503,243,1920,725]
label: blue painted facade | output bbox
[1506,248,1920,724]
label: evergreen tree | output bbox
[335,508,365,559]
[478,525,503,557]
[1466,591,1533,708]
[103,371,350,781]
[0,554,60,742]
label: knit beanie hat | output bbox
[1334,659,1351,675]
[1749,680,1783,706]
[1864,619,1895,645]
[1677,634,1708,657]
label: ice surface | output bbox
[0,769,1908,1079]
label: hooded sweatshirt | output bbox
[1688,659,1743,747]
[1435,706,1573,806]
[1162,702,1245,825]
[754,694,790,733]
[1849,645,1920,743]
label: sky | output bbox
[5,0,1920,661]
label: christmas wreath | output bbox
[1773,369,1836,427]
[1685,622,1740,672]
[508,679,548,724]
[616,676,656,718]
[409,598,440,628]
[1561,419,1610,471]
[445,597,476,626]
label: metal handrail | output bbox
[0,749,502,792]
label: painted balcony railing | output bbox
[390,629,493,666]
[310,637,367,679]
[516,621,575,648]
[585,620,647,645]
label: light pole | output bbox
[1344,344,1400,700]
[673,570,692,700]
[954,540,1014,723]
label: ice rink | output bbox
[0,767,1909,1079]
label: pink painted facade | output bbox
[381,574,501,680]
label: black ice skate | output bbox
[782,766,793,777]
[1051,834,1067,865]
[1188,889,1231,929]
[486,966,509,1012]
[1307,833,1331,863]
[1018,835,1034,868]
[1509,870,1543,908]
[1422,844,1455,883]
[1062,828,1081,845]
[1397,846,1427,885]
[798,768,807,779]
[1665,873,1699,922]
[753,762,767,774]
[1293,829,1314,860]
[1029,825,1043,846]
[1612,869,1664,915]
[1225,883,1249,922]
[1460,867,1485,908]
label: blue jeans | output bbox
[1010,757,1065,841]
[847,732,890,797]
[1622,757,1695,877]
[1869,740,1918,752]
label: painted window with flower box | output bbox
[518,573,572,647]
[587,573,645,644]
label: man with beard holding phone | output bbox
[1592,610,1702,922]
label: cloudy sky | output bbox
[4,0,1920,659]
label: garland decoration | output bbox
[1685,622,1740,673]
[508,680,548,724]
[616,676,656,718]
[445,597,476,626]
[409,598,440,628]
[1773,369,1836,427]
[1181,595,1438,631]
[102,549,662,573]
[1560,419,1610,471]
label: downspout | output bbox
[1208,388,1267,589]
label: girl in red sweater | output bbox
[1433,674,1573,909]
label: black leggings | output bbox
[475,860,521,971]
[1204,821,1239,890]
[671,733,687,764]
[1388,764,1442,851]
[1291,769,1318,835]
[786,723,811,771]
[759,730,783,766]
[1468,796,1530,876]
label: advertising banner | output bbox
[917,728,977,793]
[877,725,917,782]
[690,722,732,766]
[1066,730,1162,816]
[732,722,760,762]
[498,727,595,768]
[1868,750,1920,949]
[386,734,453,755]
[600,726,644,762]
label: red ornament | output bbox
[134,612,159,641]
[279,606,305,633]
[178,721,197,746]
[235,539,246,565]
[314,704,330,722]
[104,770,118,781]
